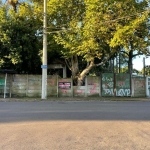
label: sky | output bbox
[133,55,150,71]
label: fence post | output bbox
[85,77,87,97]
[4,73,7,98]
[71,76,73,97]
[57,75,59,97]
[26,74,28,97]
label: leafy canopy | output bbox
[48,0,149,65]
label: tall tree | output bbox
[49,0,149,85]
[0,1,42,73]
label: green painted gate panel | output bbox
[101,73,114,96]
[0,79,5,86]
[116,73,130,96]
[0,79,5,94]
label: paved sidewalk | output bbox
[0,101,150,150]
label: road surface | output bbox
[0,101,150,150]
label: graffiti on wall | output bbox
[133,77,145,97]
[61,89,68,94]
[117,89,130,96]
[89,83,97,94]
[48,79,55,86]
[116,74,130,96]
[75,89,84,94]
[87,77,100,95]
[135,80,144,88]
[102,73,114,96]
[47,75,57,86]
[74,86,85,96]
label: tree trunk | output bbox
[8,0,18,12]
[77,61,95,86]
[68,55,79,85]
[128,48,133,74]
[71,55,79,76]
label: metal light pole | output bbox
[41,0,47,99]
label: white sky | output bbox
[133,55,150,71]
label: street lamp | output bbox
[41,0,47,99]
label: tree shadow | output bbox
[0,101,150,123]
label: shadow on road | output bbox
[0,101,150,123]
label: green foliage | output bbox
[48,0,149,84]
[0,2,42,73]
[51,0,149,60]
[141,65,150,75]
[0,0,150,81]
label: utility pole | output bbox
[41,0,47,99]
[143,57,145,78]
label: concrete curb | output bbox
[0,97,150,102]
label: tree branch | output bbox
[95,54,113,67]
[65,59,71,70]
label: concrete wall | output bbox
[5,74,58,98]
[86,76,101,97]
[12,74,27,97]
[0,74,147,98]
[73,86,86,97]
[132,77,145,97]
[27,75,42,97]
[11,74,42,97]
[47,75,57,97]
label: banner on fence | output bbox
[58,78,73,97]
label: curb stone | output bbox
[0,97,150,102]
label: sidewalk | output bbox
[0,96,150,102]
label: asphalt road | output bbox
[0,101,150,150]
